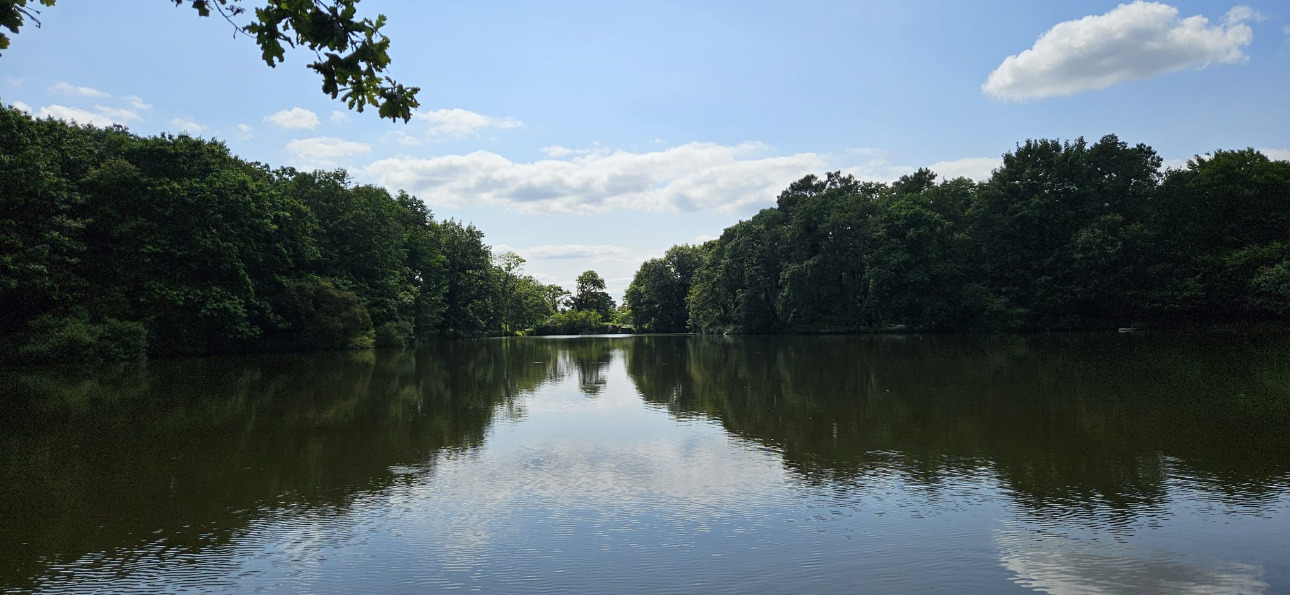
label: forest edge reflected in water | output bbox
[2,332,1288,592]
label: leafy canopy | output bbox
[0,0,420,121]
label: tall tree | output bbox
[570,270,614,318]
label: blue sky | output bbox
[3,0,1288,298]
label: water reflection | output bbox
[1,333,1287,593]
[625,333,1290,512]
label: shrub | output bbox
[278,279,375,350]
[374,320,414,348]
[16,314,148,365]
[534,310,605,335]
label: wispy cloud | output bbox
[123,95,152,110]
[926,157,999,181]
[170,118,205,133]
[389,108,525,145]
[521,244,634,261]
[984,2,1257,100]
[48,82,110,98]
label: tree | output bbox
[570,270,614,318]
[542,283,570,313]
[0,0,420,121]
[625,244,704,332]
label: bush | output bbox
[374,320,414,348]
[278,279,375,350]
[16,314,148,365]
[534,310,605,335]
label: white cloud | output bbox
[123,95,152,110]
[414,107,524,141]
[983,2,1256,100]
[330,110,350,123]
[541,145,575,158]
[365,141,831,215]
[285,136,373,170]
[95,105,142,122]
[235,123,253,140]
[264,107,320,130]
[927,157,999,181]
[48,82,110,98]
[170,118,205,133]
[10,101,32,113]
[521,244,634,261]
[37,104,132,127]
[363,142,952,215]
[1260,148,1289,162]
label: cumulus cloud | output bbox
[48,82,110,98]
[10,100,32,113]
[37,104,136,127]
[170,118,205,133]
[927,157,999,181]
[365,141,831,215]
[264,107,320,130]
[983,2,1257,100]
[414,108,524,141]
[330,110,350,123]
[286,136,373,169]
[235,123,253,140]
[1258,148,1289,162]
[362,143,971,215]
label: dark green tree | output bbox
[570,270,614,318]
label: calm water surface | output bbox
[2,333,1289,593]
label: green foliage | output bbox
[0,104,514,363]
[570,270,615,318]
[0,0,54,53]
[14,313,147,365]
[651,135,1290,334]
[374,320,413,348]
[277,278,374,350]
[625,244,703,332]
[0,0,419,121]
[534,310,605,335]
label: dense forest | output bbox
[6,103,1289,363]
[626,135,1290,333]
[0,104,620,364]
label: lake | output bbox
[2,332,1289,593]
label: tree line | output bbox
[0,104,616,364]
[625,135,1290,333]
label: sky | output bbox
[3,0,1288,299]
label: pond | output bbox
[2,332,1289,593]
